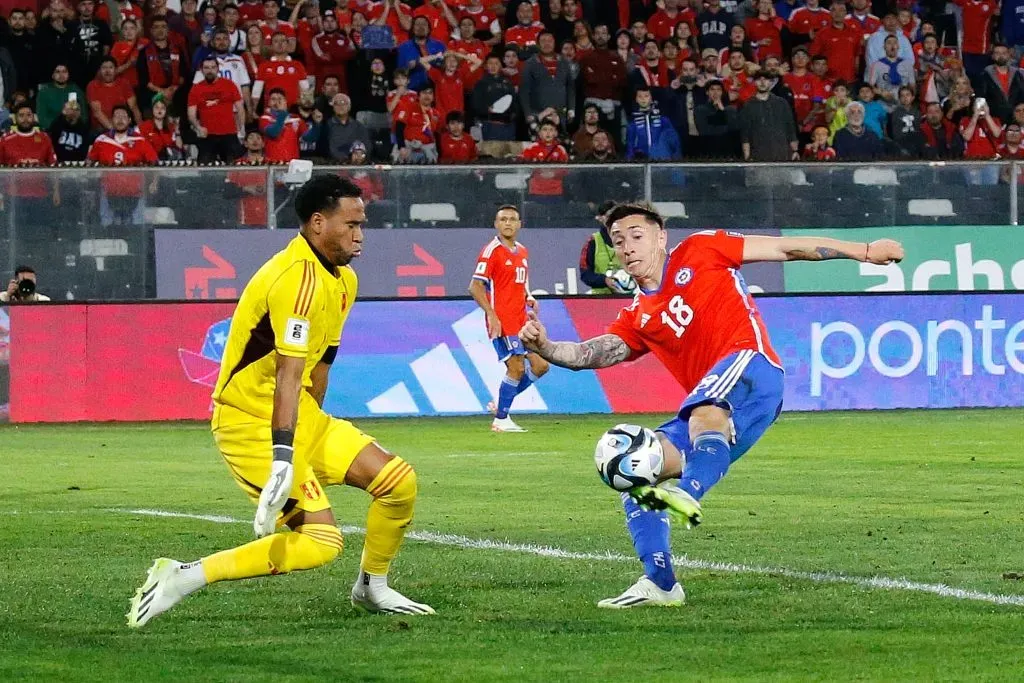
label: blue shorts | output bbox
[493,335,527,362]
[657,350,784,462]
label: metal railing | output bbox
[0,161,1019,300]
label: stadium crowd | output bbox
[0,0,1022,168]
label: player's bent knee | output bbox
[279,524,343,572]
[369,457,418,504]
[688,404,731,436]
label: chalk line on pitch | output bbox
[109,507,1024,608]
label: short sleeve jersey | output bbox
[607,230,782,393]
[212,234,357,419]
[473,237,529,337]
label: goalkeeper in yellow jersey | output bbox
[128,175,434,627]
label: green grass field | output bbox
[2,410,1024,682]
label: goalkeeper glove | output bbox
[253,444,295,538]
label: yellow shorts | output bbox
[211,393,375,516]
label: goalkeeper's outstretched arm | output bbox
[520,312,631,370]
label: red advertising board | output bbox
[9,303,235,423]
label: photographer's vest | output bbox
[591,232,624,294]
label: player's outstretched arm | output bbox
[741,235,904,264]
[520,312,631,370]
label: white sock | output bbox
[177,560,208,596]
[358,569,389,591]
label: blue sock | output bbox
[516,364,538,394]
[621,492,676,591]
[495,375,519,419]
[680,431,732,501]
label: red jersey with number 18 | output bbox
[607,230,782,393]
[473,237,529,337]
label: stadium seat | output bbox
[409,203,458,223]
[907,199,955,218]
[653,201,688,218]
[494,172,529,191]
[853,167,899,186]
[144,207,177,225]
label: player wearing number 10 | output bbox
[469,205,550,432]
[521,203,905,607]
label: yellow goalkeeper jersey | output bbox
[212,234,357,419]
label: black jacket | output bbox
[976,65,1024,123]
[48,115,92,162]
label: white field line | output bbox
[447,451,550,458]
[110,507,1024,608]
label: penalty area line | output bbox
[112,507,1024,608]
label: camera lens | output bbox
[17,278,35,297]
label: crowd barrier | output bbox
[1,161,1022,301]
[3,293,1022,424]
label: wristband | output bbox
[864,243,870,262]
[272,429,294,463]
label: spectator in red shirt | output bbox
[96,0,145,29]
[257,32,310,107]
[459,0,501,46]
[520,117,569,161]
[137,17,187,116]
[243,26,266,82]
[975,44,1024,125]
[810,2,862,83]
[501,47,524,87]
[746,0,785,61]
[111,19,149,90]
[450,17,490,61]
[309,11,358,93]
[189,56,245,162]
[227,132,267,226]
[802,124,837,159]
[137,95,184,159]
[412,0,459,43]
[438,111,478,162]
[426,51,480,123]
[647,0,695,41]
[87,57,143,132]
[259,88,320,162]
[921,101,963,159]
[395,83,442,163]
[787,0,830,45]
[0,104,59,226]
[238,0,265,27]
[954,0,998,79]
[259,0,297,53]
[997,123,1024,181]
[785,46,827,134]
[844,0,881,40]
[505,2,545,56]
[87,105,159,222]
[959,98,1002,159]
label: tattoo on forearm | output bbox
[541,334,631,370]
[787,246,846,261]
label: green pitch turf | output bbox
[2,410,1023,682]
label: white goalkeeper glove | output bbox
[606,269,637,295]
[253,455,294,538]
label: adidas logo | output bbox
[505,259,512,265]
[640,313,651,327]
[367,309,548,415]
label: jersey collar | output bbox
[301,234,340,278]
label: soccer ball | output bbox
[594,424,664,491]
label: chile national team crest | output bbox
[674,268,693,287]
[179,317,232,387]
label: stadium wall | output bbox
[3,293,1023,424]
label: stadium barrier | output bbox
[2,161,1022,301]
[3,293,1023,424]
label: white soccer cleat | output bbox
[491,416,527,432]
[127,558,189,628]
[351,581,435,615]
[597,576,686,609]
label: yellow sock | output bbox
[201,523,343,584]
[361,457,417,575]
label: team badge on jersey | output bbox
[674,268,693,286]
[300,480,322,501]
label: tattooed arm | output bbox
[741,235,904,264]
[520,312,632,370]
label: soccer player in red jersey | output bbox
[468,205,549,433]
[521,203,904,607]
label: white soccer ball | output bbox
[594,424,664,491]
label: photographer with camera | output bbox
[0,266,51,303]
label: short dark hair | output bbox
[538,117,558,130]
[9,8,24,15]
[151,16,168,25]
[596,200,616,216]
[213,28,230,37]
[446,111,464,124]
[111,104,133,120]
[295,175,362,225]
[222,2,239,9]
[993,41,1009,52]
[496,204,520,216]
[811,53,827,62]
[14,265,35,277]
[604,202,664,230]
[898,85,915,97]
[13,102,33,115]
[268,87,286,98]
[100,56,118,69]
